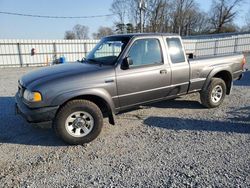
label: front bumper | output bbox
[238,73,243,80]
[15,94,59,123]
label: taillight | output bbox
[241,55,246,70]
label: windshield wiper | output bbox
[87,58,104,66]
[87,58,98,62]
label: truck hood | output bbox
[21,63,107,88]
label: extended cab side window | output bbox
[166,38,186,64]
[128,38,163,67]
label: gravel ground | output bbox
[0,67,250,187]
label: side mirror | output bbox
[186,53,194,59]
[121,57,133,70]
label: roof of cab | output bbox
[107,33,180,38]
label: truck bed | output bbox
[188,53,244,92]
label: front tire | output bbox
[200,78,226,108]
[53,100,103,145]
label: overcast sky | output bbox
[0,0,248,39]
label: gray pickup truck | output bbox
[16,33,246,145]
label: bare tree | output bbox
[146,0,169,32]
[209,0,242,33]
[73,24,89,39]
[109,0,243,35]
[111,0,144,33]
[246,11,250,29]
[128,0,141,30]
[194,12,210,34]
[64,24,89,40]
[115,23,126,33]
[64,31,76,39]
[169,0,198,35]
[126,23,134,33]
[181,6,211,35]
[110,0,128,24]
[92,27,114,39]
[241,9,250,31]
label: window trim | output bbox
[124,38,164,69]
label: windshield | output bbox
[86,36,130,65]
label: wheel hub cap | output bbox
[73,118,86,128]
[65,111,94,137]
[211,85,223,103]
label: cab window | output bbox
[127,38,163,67]
[166,38,186,64]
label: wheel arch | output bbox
[203,68,233,95]
[213,71,232,94]
[52,89,116,125]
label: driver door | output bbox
[116,37,171,110]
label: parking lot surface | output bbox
[0,67,249,187]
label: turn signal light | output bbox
[33,92,42,102]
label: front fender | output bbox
[51,88,116,114]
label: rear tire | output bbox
[53,100,103,145]
[200,78,226,108]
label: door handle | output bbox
[160,69,167,74]
[105,79,114,83]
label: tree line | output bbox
[65,0,249,39]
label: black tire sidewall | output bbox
[207,78,226,108]
[54,100,103,145]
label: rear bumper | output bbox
[15,94,59,123]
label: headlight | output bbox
[23,90,42,102]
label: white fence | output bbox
[183,32,250,57]
[1,32,250,67]
[0,39,98,67]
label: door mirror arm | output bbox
[121,57,133,70]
